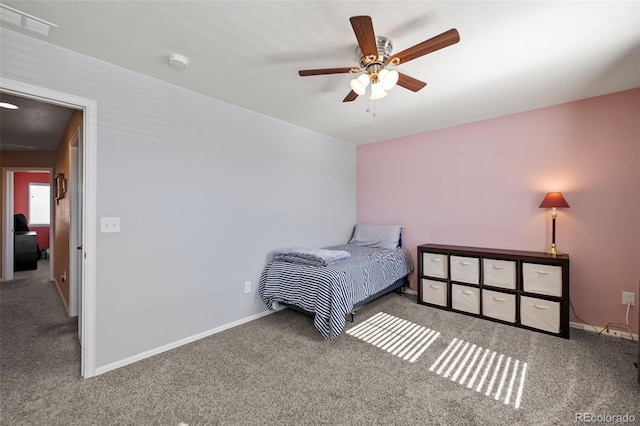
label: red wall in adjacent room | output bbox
[14,171,51,250]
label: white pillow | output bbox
[349,224,402,249]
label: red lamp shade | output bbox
[539,192,570,208]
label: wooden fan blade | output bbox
[388,29,460,65]
[350,16,378,59]
[343,90,359,102]
[397,73,427,92]
[299,67,358,76]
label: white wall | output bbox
[1,29,356,369]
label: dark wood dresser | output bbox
[417,244,570,339]
[14,231,38,271]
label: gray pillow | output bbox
[349,224,402,249]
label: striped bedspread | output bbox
[258,244,414,340]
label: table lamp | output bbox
[539,192,570,256]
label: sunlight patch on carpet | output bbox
[429,338,528,409]
[346,312,440,363]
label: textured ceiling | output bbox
[0,93,74,151]
[1,1,639,148]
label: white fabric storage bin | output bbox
[522,263,562,297]
[422,253,448,278]
[482,259,516,289]
[450,255,479,284]
[482,289,516,323]
[520,296,560,334]
[451,284,480,314]
[421,279,447,307]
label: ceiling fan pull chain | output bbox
[372,87,377,118]
[364,87,377,117]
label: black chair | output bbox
[14,213,40,271]
[14,213,29,232]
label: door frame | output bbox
[1,169,15,281]
[69,127,81,318]
[1,78,98,378]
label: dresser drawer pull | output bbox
[530,303,551,310]
[462,289,474,295]
[429,284,441,289]
[492,296,507,302]
[430,257,442,262]
[459,261,472,265]
[491,264,505,270]
[535,270,551,275]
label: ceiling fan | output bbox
[299,16,460,102]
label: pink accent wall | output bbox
[14,171,51,250]
[357,88,640,333]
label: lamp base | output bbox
[545,243,562,257]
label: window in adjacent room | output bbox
[29,182,50,226]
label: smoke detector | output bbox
[168,53,189,70]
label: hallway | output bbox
[0,258,80,422]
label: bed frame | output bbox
[279,275,409,322]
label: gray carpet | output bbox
[1,262,638,425]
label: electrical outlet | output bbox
[622,292,635,306]
[244,281,251,294]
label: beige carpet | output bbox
[1,262,638,425]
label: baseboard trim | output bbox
[403,288,417,296]
[53,277,70,315]
[570,321,638,341]
[94,309,274,377]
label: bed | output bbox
[258,224,414,340]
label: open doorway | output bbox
[0,78,97,378]
[5,169,54,280]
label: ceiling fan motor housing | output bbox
[357,36,393,73]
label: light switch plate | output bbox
[101,217,121,233]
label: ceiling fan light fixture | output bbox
[350,74,370,96]
[379,69,399,91]
[369,82,387,100]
